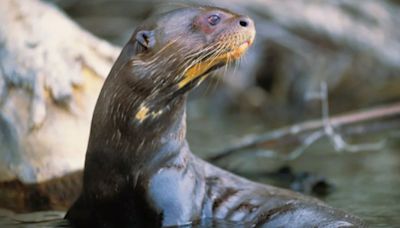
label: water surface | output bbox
[1,105,399,227]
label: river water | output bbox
[1,104,399,227]
[187,104,400,227]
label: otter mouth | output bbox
[224,40,251,60]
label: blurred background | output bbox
[0,0,399,227]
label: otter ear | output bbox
[136,30,156,49]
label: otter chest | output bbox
[147,164,205,226]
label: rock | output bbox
[0,0,119,184]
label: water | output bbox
[0,210,68,227]
[1,104,399,227]
[187,105,400,227]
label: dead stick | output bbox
[208,102,400,161]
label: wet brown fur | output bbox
[66,5,364,228]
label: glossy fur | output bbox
[66,6,364,228]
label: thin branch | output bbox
[317,82,386,154]
[208,101,400,162]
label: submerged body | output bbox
[66,5,364,227]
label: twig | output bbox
[207,101,400,162]
[317,82,386,154]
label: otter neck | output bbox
[88,78,188,172]
[129,94,188,168]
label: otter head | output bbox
[120,6,255,122]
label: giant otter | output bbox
[66,5,364,228]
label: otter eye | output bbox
[136,30,155,49]
[208,15,221,26]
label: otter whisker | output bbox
[179,41,229,79]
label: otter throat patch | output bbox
[178,42,250,89]
[178,61,213,89]
[135,105,163,123]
